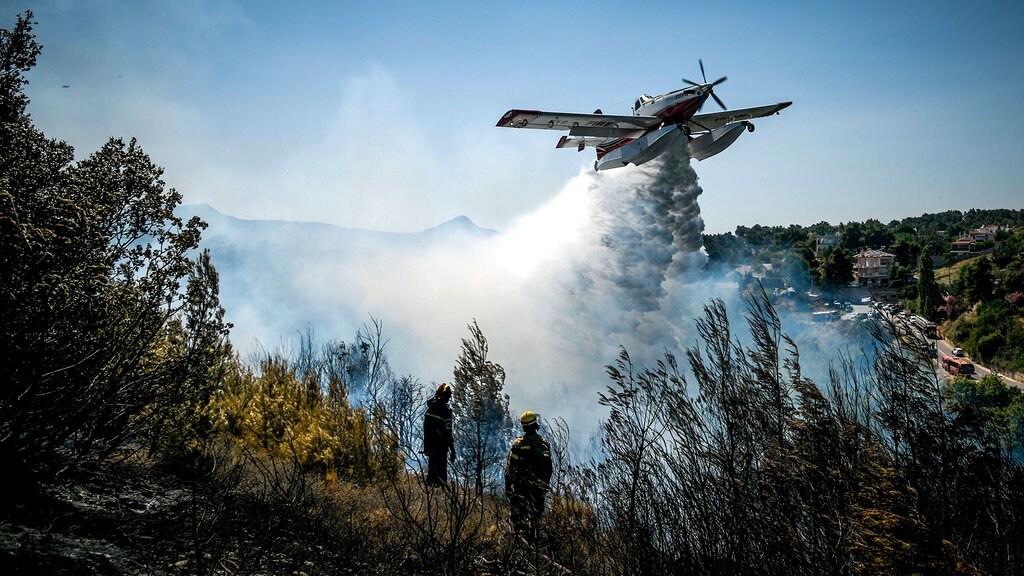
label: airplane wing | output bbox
[685,101,792,133]
[496,109,662,139]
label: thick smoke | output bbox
[352,142,869,447]
[488,144,728,442]
[551,142,708,346]
[343,143,735,445]
[222,143,756,446]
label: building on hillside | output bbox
[970,230,991,242]
[810,232,840,257]
[951,237,977,254]
[854,249,895,286]
[951,225,1011,254]
[970,224,1011,242]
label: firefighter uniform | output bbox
[423,383,455,487]
[505,411,552,534]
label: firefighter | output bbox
[422,383,456,487]
[505,410,553,535]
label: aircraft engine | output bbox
[688,121,748,161]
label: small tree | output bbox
[917,254,943,319]
[959,258,996,305]
[817,246,854,289]
[451,319,514,496]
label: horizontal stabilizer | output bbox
[556,135,603,151]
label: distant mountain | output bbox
[179,204,496,250]
[174,204,497,352]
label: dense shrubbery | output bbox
[553,289,1024,575]
[945,231,1024,374]
[1,11,230,487]
[705,199,1024,375]
[5,12,1024,575]
[210,352,398,483]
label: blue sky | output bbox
[15,0,1024,234]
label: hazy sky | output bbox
[15,0,1024,235]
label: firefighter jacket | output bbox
[505,430,552,494]
[423,397,454,455]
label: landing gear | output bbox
[744,121,755,133]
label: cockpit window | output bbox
[634,94,655,113]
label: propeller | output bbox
[683,59,728,111]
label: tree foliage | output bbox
[916,254,943,319]
[945,240,1024,373]
[209,344,400,484]
[0,12,229,484]
[451,319,514,496]
[958,258,996,305]
[839,219,894,252]
[818,246,854,288]
[550,285,1023,576]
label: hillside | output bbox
[934,253,990,287]
[176,204,497,352]
[5,14,1024,574]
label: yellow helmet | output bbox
[436,383,452,398]
[520,410,539,427]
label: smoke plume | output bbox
[220,143,766,446]
[344,143,737,444]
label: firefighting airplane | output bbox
[496,61,792,171]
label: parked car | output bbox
[952,347,964,357]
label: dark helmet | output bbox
[436,382,453,399]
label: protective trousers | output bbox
[425,450,449,487]
[510,488,545,534]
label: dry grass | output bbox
[936,253,992,286]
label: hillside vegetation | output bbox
[4,12,1024,576]
[704,210,1024,376]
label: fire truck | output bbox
[941,354,975,376]
[910,315,938,338]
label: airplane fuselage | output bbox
[593,88,711,169]
[633,86,710,124]
[495,68,791,171]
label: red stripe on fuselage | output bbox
[596,94,706,159]
[595,137,635,159]
[657,94,706,123]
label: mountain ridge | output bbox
[172,203,499,355]
[178,203,498,239]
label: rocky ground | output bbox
[1,459,195,575]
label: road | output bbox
[874,307,1024,391]
[931,330,1023,390]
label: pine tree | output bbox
[917,254,943,319]
[451,319,514,495]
